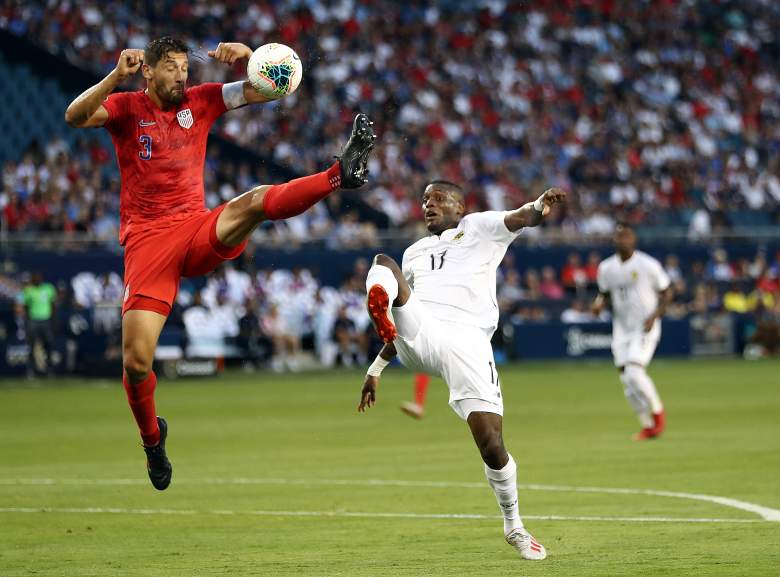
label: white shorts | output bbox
[612,325,660,367]
[391,294,504,420]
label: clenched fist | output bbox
[115,49,144,80]
[208,42,253,66]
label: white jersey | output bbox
[597,250,670,337]
[401,211,520,331]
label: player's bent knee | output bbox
[373,253,399,271]
[123,351,153,383]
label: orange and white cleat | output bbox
[366,284,397,343]
[506,528,547,560]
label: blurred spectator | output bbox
[560,253,587,294]
[19,272,57,377]
[560,300,593,324]
[539,266,564,300]
[261,303,301,372]
[705,249,733,282]
[498,269,524,311]
[664,255,683,285]
[584,252,600,286]
[331,305,368,367]
[723,284,750,314]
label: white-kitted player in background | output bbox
[358,179,566,561]
[592,224,672,440]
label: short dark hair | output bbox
[427,179,463,194]
[144,36,189,67]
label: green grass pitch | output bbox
[1,358,778,576]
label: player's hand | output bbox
[358,375,379,412]
[114,49,144,80]
[643,315,657,333]
[591,302,603,317]
[208,42,253,65]
[540,187,567,216]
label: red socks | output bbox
[123,371,160,446]
[414,373,429,407]
[262,163,342,220]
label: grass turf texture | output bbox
[0,358,778,577]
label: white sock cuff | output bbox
[366,264,398,303]
[485,454,517,482]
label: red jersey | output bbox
[102,83,227,244]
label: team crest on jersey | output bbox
[176,108,194,129]
[631,271,638,280]
[453,231,465,242]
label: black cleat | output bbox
[336,113,376,188]
[143,416,172,491]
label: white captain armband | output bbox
[533,194,545,212]
[222,81,248,110]
[366,355,390,377]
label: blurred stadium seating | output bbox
[0,1,779,377]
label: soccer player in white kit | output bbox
[592,224,672,440]
[358,180,566,561]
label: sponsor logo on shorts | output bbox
[176,108,194,129]
[123,284,130,303]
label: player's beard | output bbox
[165,84,185,105]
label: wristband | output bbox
[533,195,545,212]
[366,355,390,377]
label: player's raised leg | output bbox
[364,253,414,343]
[467,411,546,560]
[215,113,376,248]
[122,308,172,490]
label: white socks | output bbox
[625,365,663,414]
[621,365,663,428]
[485,454,523,535]
[365,264,398,303]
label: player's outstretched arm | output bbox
[358,343,397,412]
[208,42,273,105]
[65,49,144,128]
[504,187,567,232]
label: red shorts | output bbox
[122,204,247,317]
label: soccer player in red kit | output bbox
[65,37,376,490]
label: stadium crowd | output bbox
[6,246,780,374]
[2,0,780,242]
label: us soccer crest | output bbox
[176,108,194,129]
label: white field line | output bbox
[0,506,767,524]
[1,477,779,522]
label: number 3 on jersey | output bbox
[139,135,153,160]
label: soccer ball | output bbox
[247,43,303,100]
